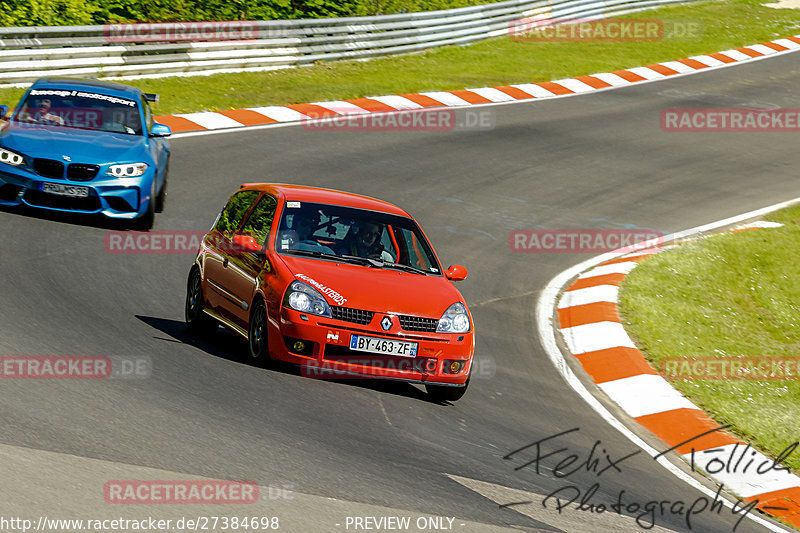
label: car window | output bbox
[396,227,436,272]
[240,194,278,247]
[214,190,260,234]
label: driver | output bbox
[22,98,65,125]
[342,221,394,262]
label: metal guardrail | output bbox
[0,0,695,86]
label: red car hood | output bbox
[277,255,464,318]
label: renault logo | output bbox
[381,316,392,331]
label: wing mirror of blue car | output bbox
[149,123,171,137]
[231,235,263,254]
[0,105,8,120]
[445,265,468,281]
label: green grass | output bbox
[618,205,800,473]
[1,0,798,114]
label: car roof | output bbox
[30,78,142,99]
[239,183,410,217]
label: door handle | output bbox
[223,257,229,267]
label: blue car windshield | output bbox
[13,89,143,135]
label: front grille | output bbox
[331,306,374,325]
[399,315,439,332]
[67,163,99,181]
[33,158,64,179]
[23,189,100,212]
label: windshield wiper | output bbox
[381,262,429,275]
[284,249,370,266]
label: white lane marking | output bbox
[627,67,666,80]
[578,262,638,279]
[598,375,699,418]
[538,196,800,533]
[248,106,309,122]
[312,100,369,114]
[747,44,779,55]
[510,83,557,97]
[684,444,800,498]
[418,91,471,106]
[686,55,726,67]
[176,112,242,129]
[552,78,596,93]
[715,49,753,61]
[558,285,619,308]
[772,38,800,50]
[561,322,635,354]
[588,72,633,87]
[467,87,516,102]
[658,61,697,74]
[367,95,424,110]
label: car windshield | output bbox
[276,201,442,275]
[13,89,142,135]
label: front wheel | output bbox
[134,179,156,230]
[185,268,214,334]
[155,163,168,213]
[248,299,271,365]
[426,377,469,403]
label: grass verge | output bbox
[618,205,800,473]
[0,0,798,114]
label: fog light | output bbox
[449,361,462,373]
[293,341,306,353]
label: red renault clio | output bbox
[185,184,475,402]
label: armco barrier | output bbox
[0,0,696,85]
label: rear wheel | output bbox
[248,299,271,365]
[185,268,214,334]
[426,377,469,403]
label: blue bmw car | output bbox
[0,78,171,229]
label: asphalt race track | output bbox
[1,50,799,532]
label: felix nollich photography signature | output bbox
[500,426,797,531]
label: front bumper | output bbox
[276,307,474,386]
[0,166,152,219]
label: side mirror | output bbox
[149,123,171,137]
[444,265,468,281]
[0,105,8,119]
[232,234,262,254]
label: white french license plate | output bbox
[350,335,418,357]
[41,182,89,198]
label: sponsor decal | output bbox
[295,273,347,305]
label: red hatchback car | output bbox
[185,184,475,401]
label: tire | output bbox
[185,268,214,334]
[155,163,168,213]
[426,377,469,403]
[134,179,156,230]
[248,298,271,365]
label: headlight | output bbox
[437,302,471,333]
[0,147,24,166]
[107,163,148,178]
[284,280,332,318]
